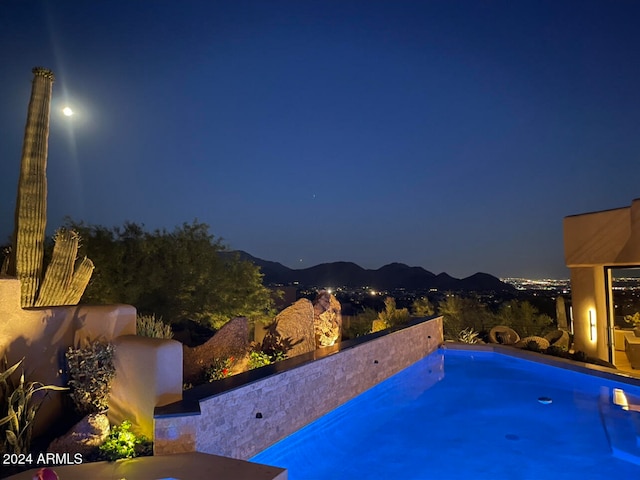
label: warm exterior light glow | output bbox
[62,107,74,116]
[613,388,629,410]
[589,309,596,341]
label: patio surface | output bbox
[4,452,287,480]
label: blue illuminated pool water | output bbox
[250,349,640,479]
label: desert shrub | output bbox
[247,349,285,370]
[586,356,616,368]
[438,294,495,340]
[458,328,480,344]
[411,297,435,317]
[1,358,67,455]
[136,314,173,339]
[496,300,555,337]
[376,297,410,330]
[624,312,640,327]
[545,345,571,358]
[342,308,378,339]
[371,319,388,333]
[567,350,615,368]
[204,357,234,382]
[248,351,272,370]
[571,350,588,362]
[65,342,116,414]
[98,420,151,461]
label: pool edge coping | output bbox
[442,342,640,388]
[155,315,441,418]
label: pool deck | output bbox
[3,452,287,480]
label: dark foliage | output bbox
[63,219,274,328]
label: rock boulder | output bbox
[47,413,110,458]
[313,291,342,347]
[262,299,315,358]
[183,317,251,385]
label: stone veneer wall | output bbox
[154,316,442,460]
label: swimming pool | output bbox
[251,348,640,479]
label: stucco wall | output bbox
[564,198,640,363]
[569,267,609,360]
[0,277,136,435]
[154,316,442,460]
[564,206,630,267]
[109,335,183,438]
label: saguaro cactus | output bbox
[8,67,94,307]
[10,67,55,307]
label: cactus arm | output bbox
[35,230,78,307]
[63,257,95,305]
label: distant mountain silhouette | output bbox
[222,251,515,293]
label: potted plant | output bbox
[65,341,116,415]
[626,313,640,337]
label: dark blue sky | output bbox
[2,1,639,279]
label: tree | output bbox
[372,297,410,332]
[496,299,554,337]
[437,294,496,340]
[411,297,435,317]
[64,219,274,328]
[342,307,378,339]
[437,294,466,340]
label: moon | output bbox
[62,107,74,117]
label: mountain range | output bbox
[225,251,515,292]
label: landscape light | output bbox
[613,388,629,411]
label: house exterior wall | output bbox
[564,198,640,362]
[569,267,609,359]
[564,207,630,267]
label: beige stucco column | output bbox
[569,267,609,360]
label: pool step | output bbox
[600,398,640,466]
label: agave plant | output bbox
[457,328,481,344]
[1,358,68,455]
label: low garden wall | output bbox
[154,315,443,460]
[0,277,136,436]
